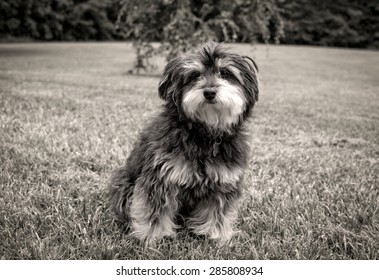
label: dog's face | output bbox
[158,43,259,131]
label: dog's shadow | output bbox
[114,219,131,234]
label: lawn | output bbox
[0,42,378,260]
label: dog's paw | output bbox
[131,219,177,244]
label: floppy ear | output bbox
[158,70,171,101]
[158,57,181,101]
[242,55,259,103]
[242,55,259,75]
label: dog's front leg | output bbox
[188,190,241,243]
[129,178,179,243]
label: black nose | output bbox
[203,89,216,100]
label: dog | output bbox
[109,42,259,244]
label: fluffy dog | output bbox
[109,42,259,243]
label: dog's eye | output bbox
[185,72,200,84]
[189,72,200,80]
[219,69,231,79]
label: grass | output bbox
[0,42,378,260]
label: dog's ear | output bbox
[242,55,259,103]
[158,57,181,101]
[242,55,259,75]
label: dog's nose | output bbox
[203,89,216,100]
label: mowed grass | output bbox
[0,42,378,260]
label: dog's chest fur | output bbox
[155,148,244,188]
[149,119,248,198]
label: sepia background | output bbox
[0,0,378,259]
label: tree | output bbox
[116,0,283,72]
[279,0,379,48]
[0,0,118,41]
[64,0,117,40]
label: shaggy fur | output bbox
[109,42,259,243]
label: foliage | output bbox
[116,0,283,72]
[0,0,118,41]
[0,0,378,68]
[279,0,379,48]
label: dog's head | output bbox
[158,42,259,131]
